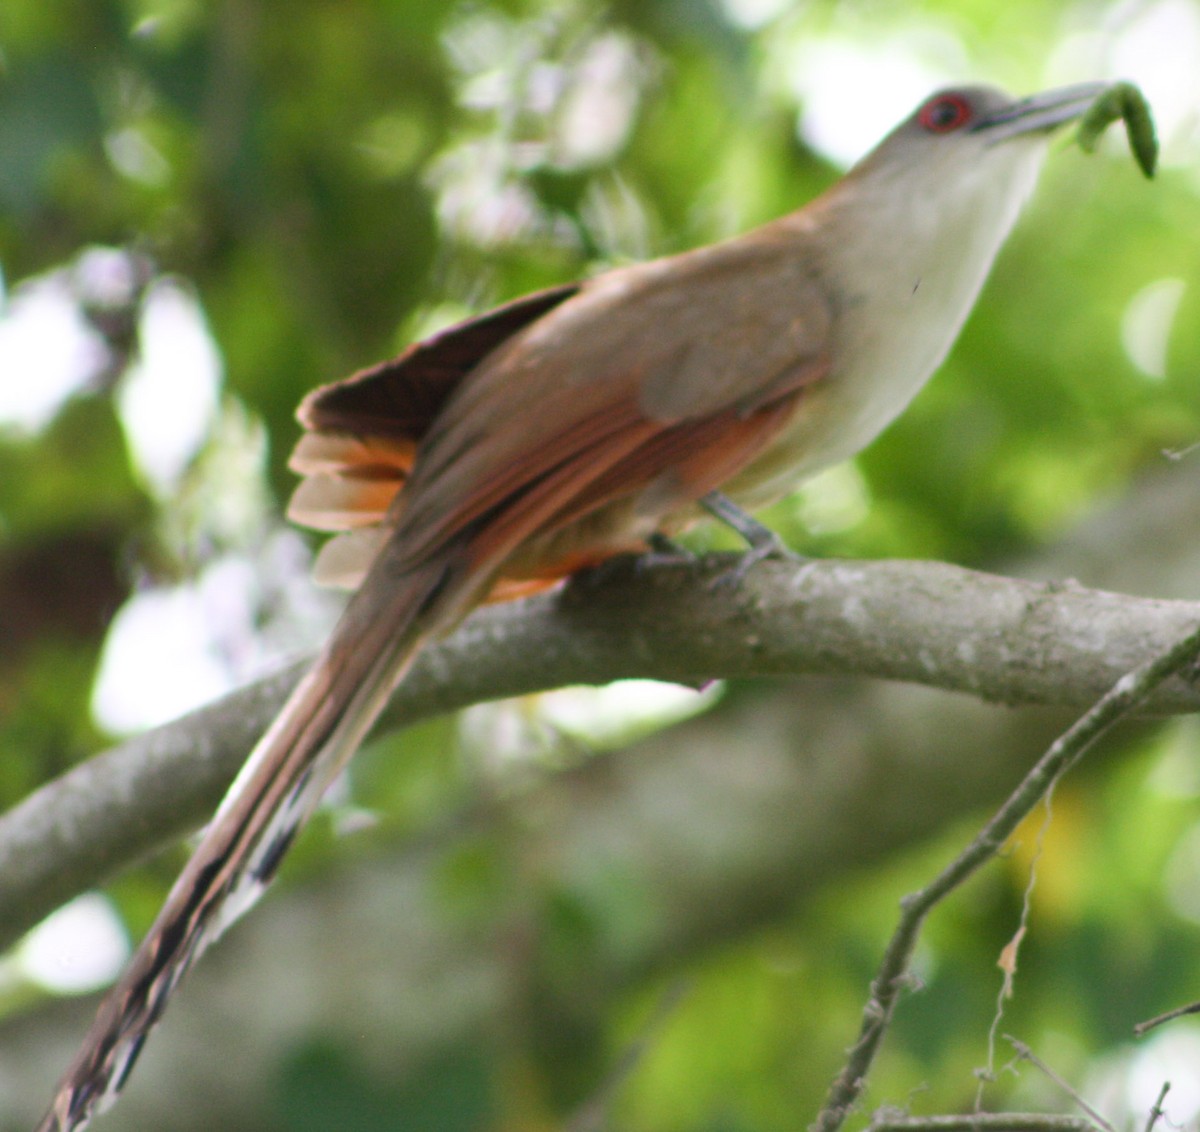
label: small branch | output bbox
[869,1116,1097,1132]
[1134,1001,1200,1038]
[1005,1038,1115,1132]
[1143,1082,1170,1132]
[976,766,1059,1104]
[566,978,691,1132]
[811,617,1200,1132]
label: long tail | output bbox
[37,539,485,1132]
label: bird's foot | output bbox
[699,491,806,588]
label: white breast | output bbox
[726,136,1046,509]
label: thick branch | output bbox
[2,555,1198,949]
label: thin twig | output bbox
[870,1116,1096,1132]
[565,978,691,1132]
[1143,1081,1170,1132]
[810,619,1200,1132]
[1134,1001,1200,1037]
[975,786,1053,1109]
[1005,1037,1115,1132]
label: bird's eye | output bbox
[918,93,972,133]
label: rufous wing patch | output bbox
[288,431,416,477]
[298,283,582,438]
[310,529,389,589]
[287,474,400,532]
[289,283,584,584]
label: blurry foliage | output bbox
[2,0,1200,1129]
[279,1040,495,1132]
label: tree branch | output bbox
[3,555,1199,950]
[867,1117,1098,1132]
[812,616,1200,1132]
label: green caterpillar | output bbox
[1077,81,1158,179]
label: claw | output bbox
[699,491,805,588]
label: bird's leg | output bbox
[700,491,800,560]
[699,491,804,586]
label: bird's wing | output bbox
[299,227,834,585]
[384,227,834,569]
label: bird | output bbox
[39,80,1115,1130]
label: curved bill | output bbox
[972,82,1109,141]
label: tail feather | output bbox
[37,550,474,1132]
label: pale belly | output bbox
[721,325,946,510]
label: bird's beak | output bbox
[972,82,1110,142]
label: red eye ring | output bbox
[918,93,972,133]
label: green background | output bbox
[2,1,1200,1129]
